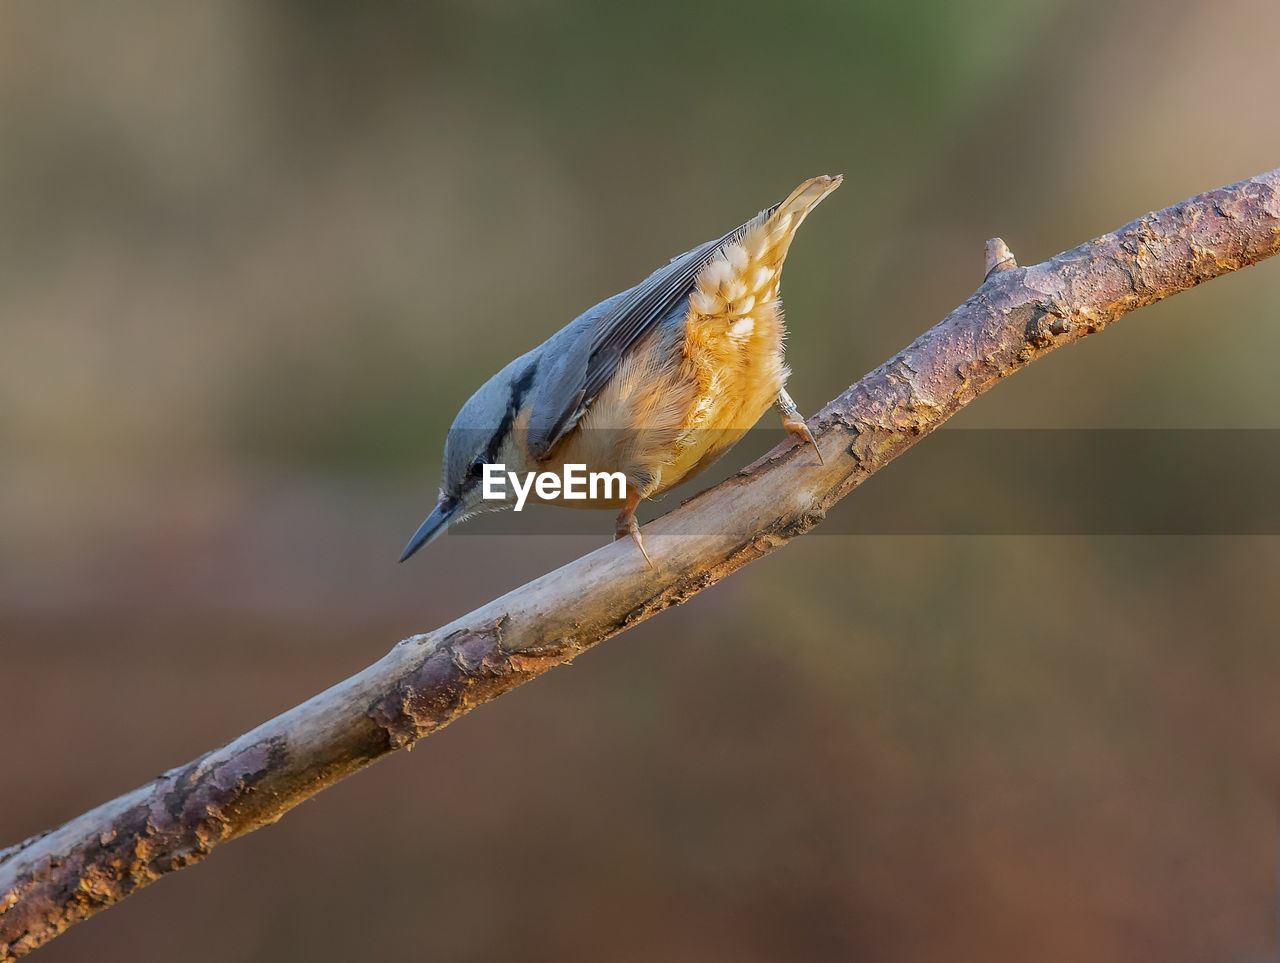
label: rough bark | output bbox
[3,168,1278,959]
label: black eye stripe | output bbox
[481,361,537,467]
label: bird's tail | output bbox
[688,174,842,320]
[755,174,842,265]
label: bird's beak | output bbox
[398,498,458,562]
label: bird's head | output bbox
[398,355,537,561]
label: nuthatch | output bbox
[400,175,841,565]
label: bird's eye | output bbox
[469,458,486,478]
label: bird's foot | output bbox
[775,388,823,465]
[780,411,823,465]
[614,515,653,568]
[614,490,653,568]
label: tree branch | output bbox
[3,168,1278,960]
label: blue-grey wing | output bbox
[525,208,774,460]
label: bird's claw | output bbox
[781,413,824,466]
[614,515,653,568]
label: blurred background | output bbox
[2,1,1279,960]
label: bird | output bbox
[400,174,841,566]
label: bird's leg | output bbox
[614,487,653,568]
[775,388,823,465]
